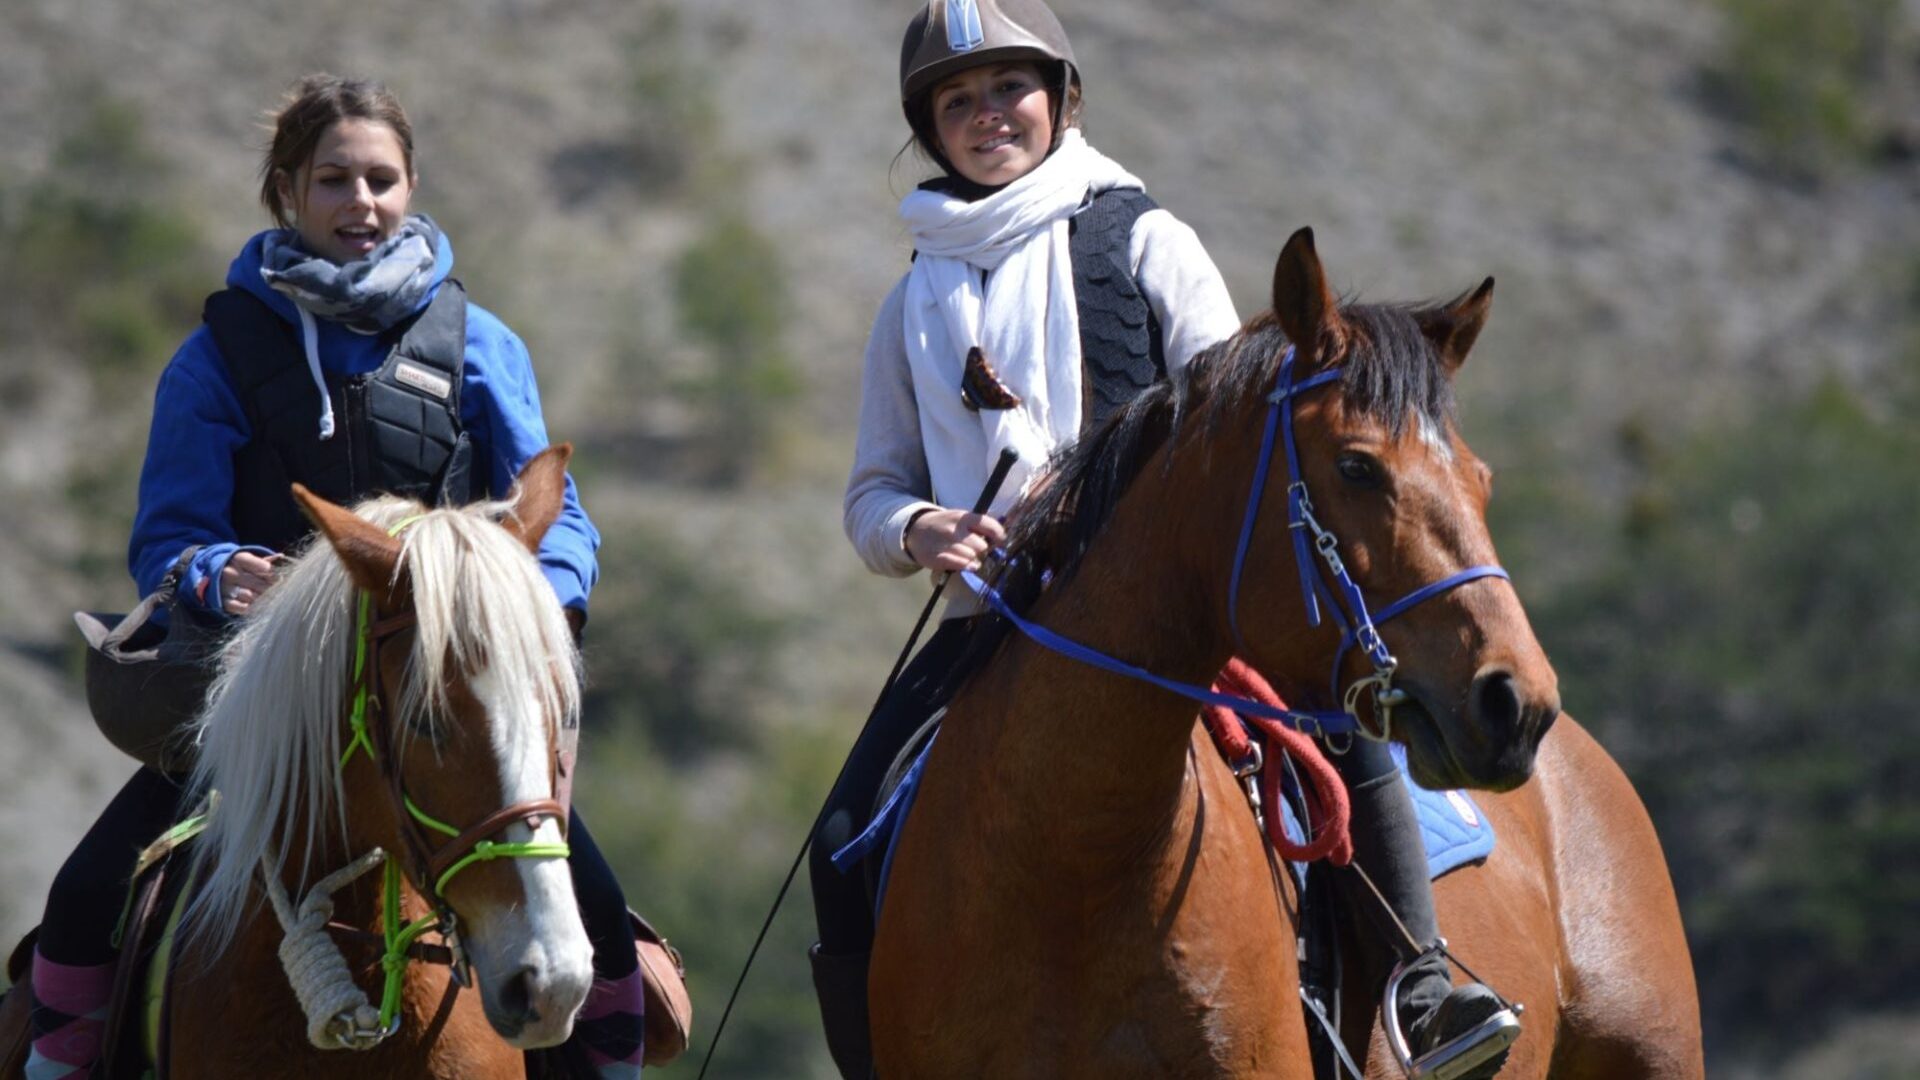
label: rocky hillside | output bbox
[0,0,1914,1074]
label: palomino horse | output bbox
[868,231,1702,1078]
[91,448,587,1078]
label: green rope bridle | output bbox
[336,521,572,1035]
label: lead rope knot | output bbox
[258,846,393,1050]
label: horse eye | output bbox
[1336,453,1383,487]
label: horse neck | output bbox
[205,778,441,1027]
[952,437,1251,867]
[181,846,476,1079]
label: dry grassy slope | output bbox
[0,0,1912,989]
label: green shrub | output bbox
[1712,0,1898,171]
[1519,376,1920,1052]
[578,720,842,1077]
[625,5,718,197]
[671,213,801,485]
[583,518,788,759]
[0,95,215,579]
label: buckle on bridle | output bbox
[439,909,473,988]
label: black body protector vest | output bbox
[202,282,480,553]
[1068,187,1166,432]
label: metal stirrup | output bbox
[1381,940,1524,1080]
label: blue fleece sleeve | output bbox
[460,308,600,613]
[127,329,268,610]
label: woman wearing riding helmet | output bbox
[26,75,643,1080]
[812,3,1516,1078]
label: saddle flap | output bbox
[628,909,692,1067]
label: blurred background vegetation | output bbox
[0,0,1914,1077]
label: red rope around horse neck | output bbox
[1204,658,1354,866]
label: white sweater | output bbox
[844,205,1241,615]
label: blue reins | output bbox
[960,566,1362,736]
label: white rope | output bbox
[258,846,390,1049]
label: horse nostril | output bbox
[1472,670,1522,738]
[496,965,540,1027]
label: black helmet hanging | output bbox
[899,0,1080,171]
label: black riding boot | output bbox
[809,945,875,1080]
[1343,748,1514,1080]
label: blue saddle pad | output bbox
[1275,742,1494,882]
[832,734,1495,915]
[829,729,939,913]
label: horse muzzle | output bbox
[465,879,594,1047]
[475,940,593,1047]
[1398,664,1559,792]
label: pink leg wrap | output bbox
[24,950,114,1079]
[575,967,645,1076]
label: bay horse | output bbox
[867,230,1703,1078]
[103,448,587,1078]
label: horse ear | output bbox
[502,443,573,555]
[1272,227,1343,367]
[1419,276,1495,373]
[292,483,408,605]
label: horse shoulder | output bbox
[1530,716,1706,1080]
[1424,769,1563,1080]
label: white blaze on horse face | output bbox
[462,663,593,1047]
[1418,412,1455,463]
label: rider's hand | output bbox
[220,551,281,616]
[904,508,1006,574]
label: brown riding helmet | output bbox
[899,0,1080,169]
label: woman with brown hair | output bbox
[28,75,642,1078]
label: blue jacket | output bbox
[128,229,600,614]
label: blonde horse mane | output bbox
[181,491,581,951]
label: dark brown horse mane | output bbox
[940,299,1461,697]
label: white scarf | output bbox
[900,130,1144,518]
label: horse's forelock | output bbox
[399,497,580,751]
[1334,303,1458,440]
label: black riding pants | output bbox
[38,766,182,967]
[808,616,980,957]
[567,808,635,979]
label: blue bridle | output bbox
[1227,345,1509,741]
[958,344,1509,741]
